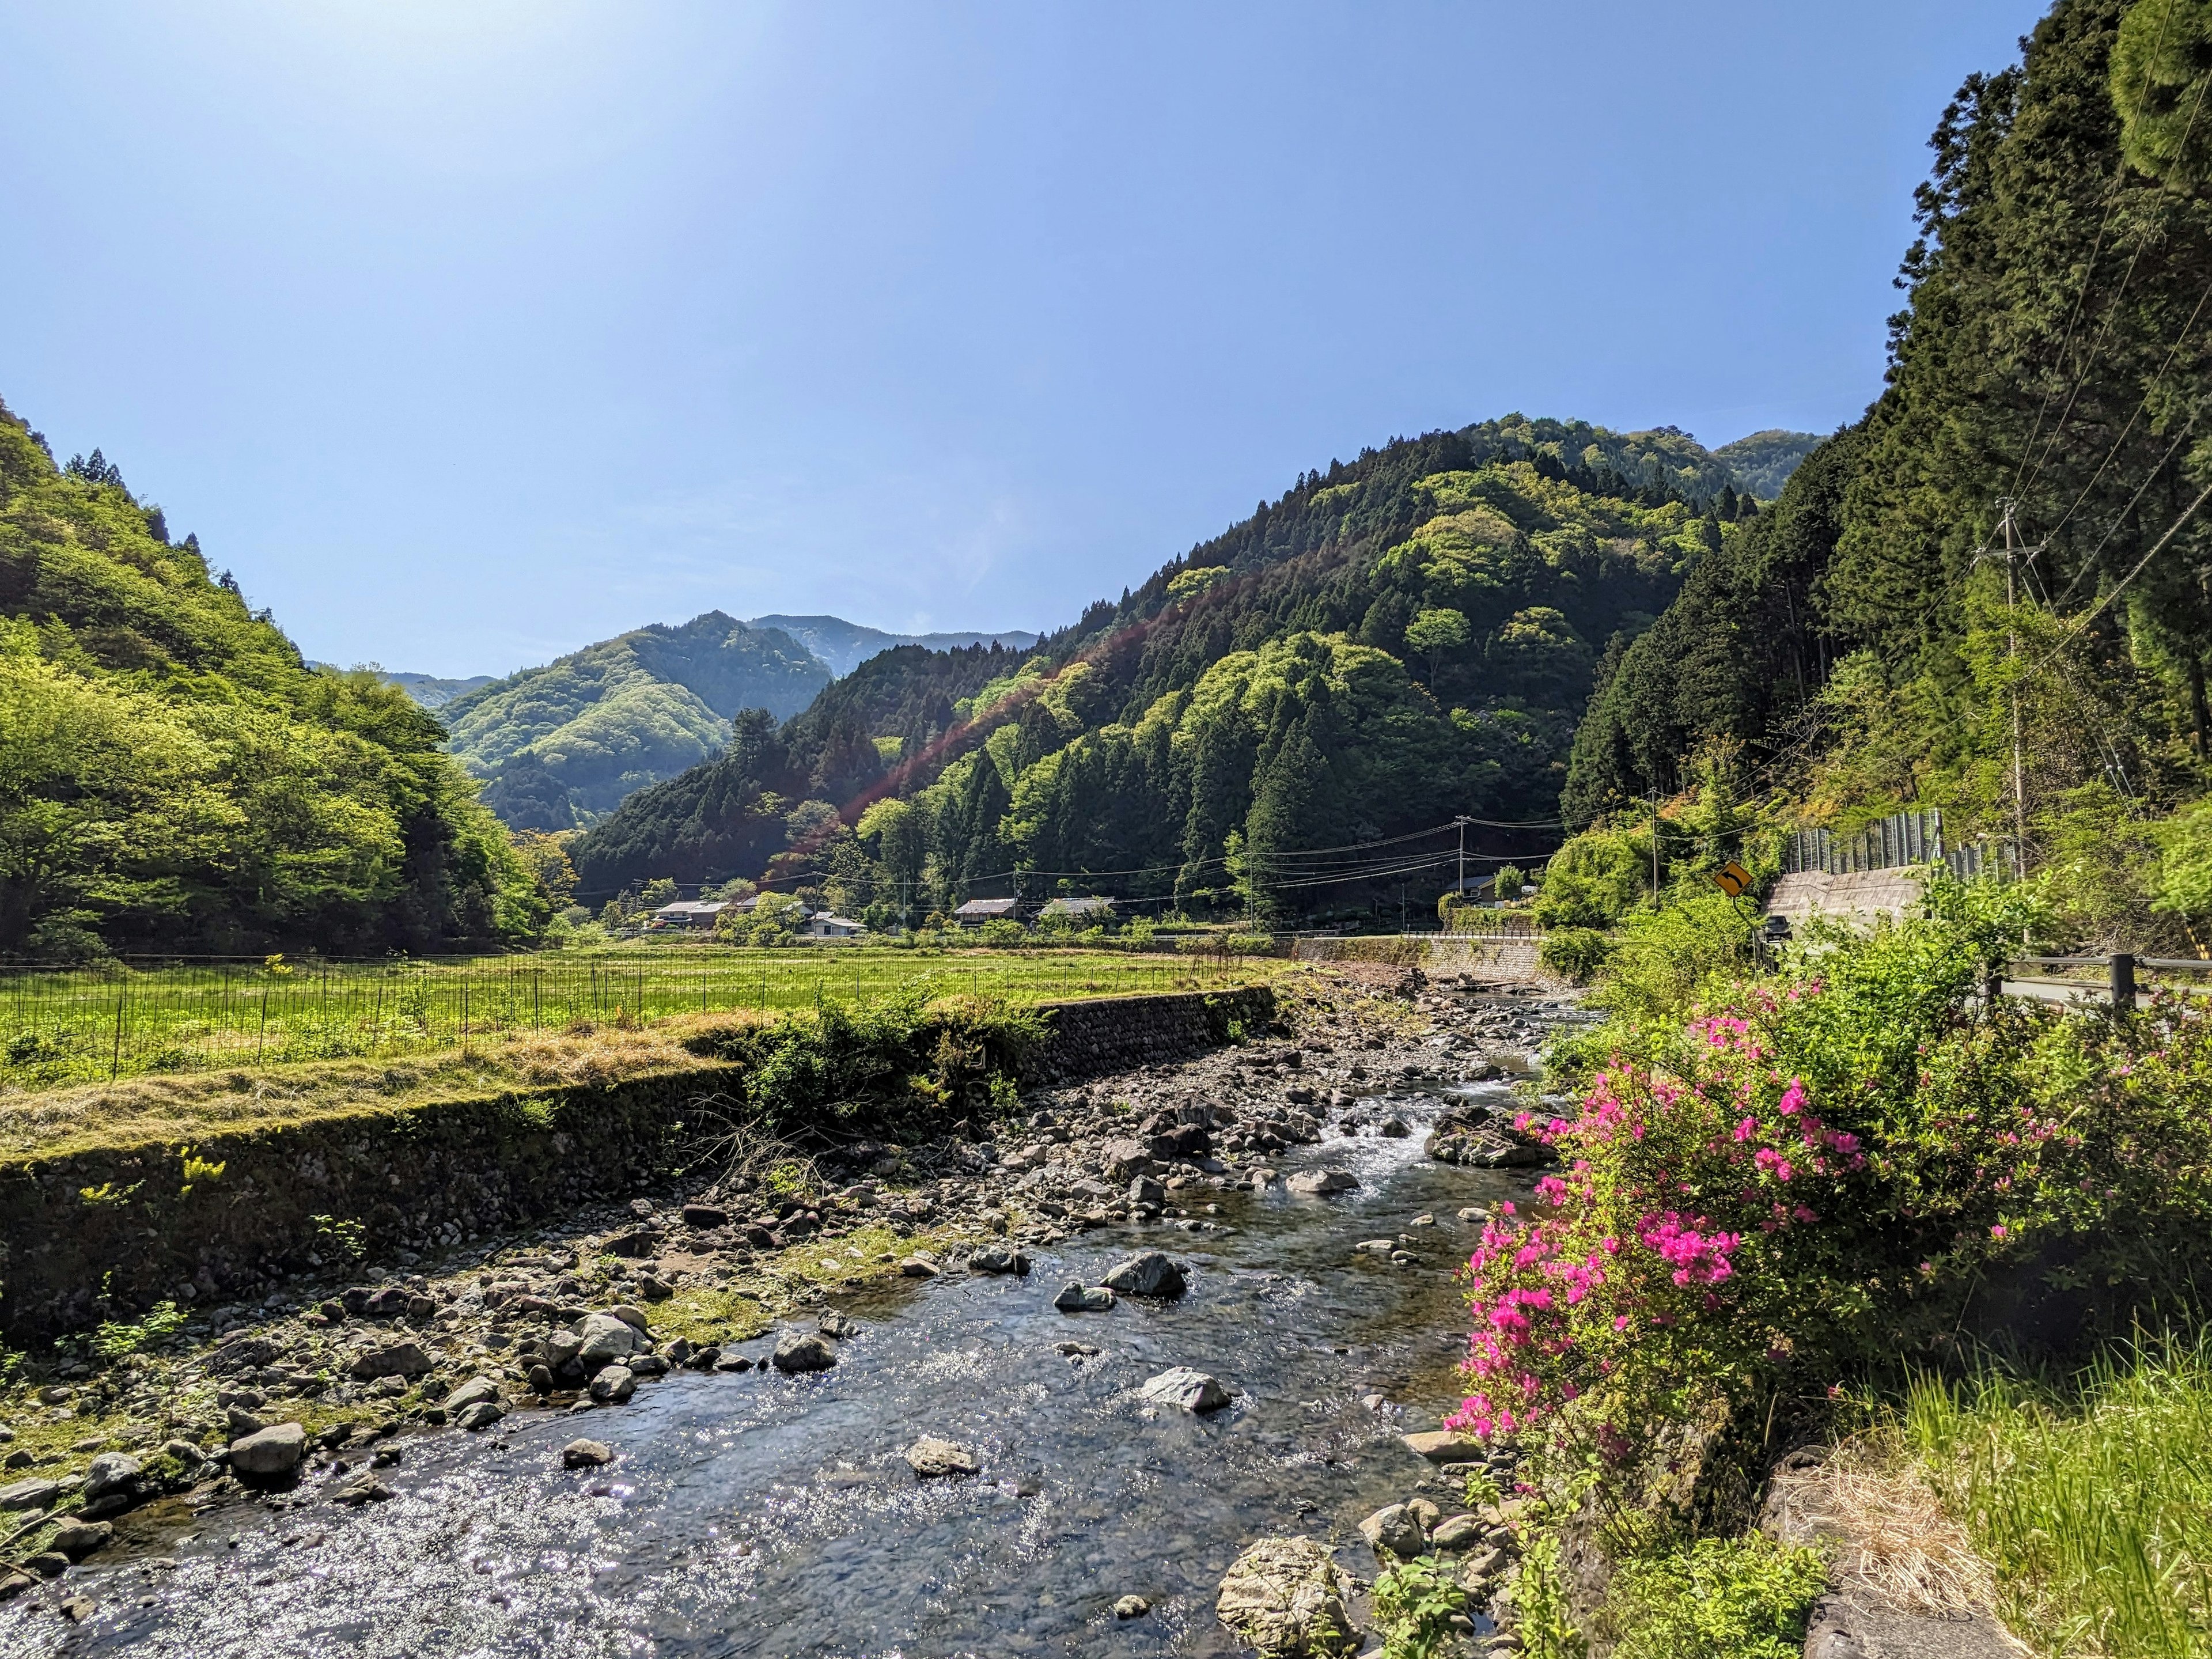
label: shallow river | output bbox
[16,1073,1548,1658]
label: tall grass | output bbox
[1904,1336,2212,1656]
[0,948,1266,1091]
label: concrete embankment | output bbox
[0,986,1275,1341]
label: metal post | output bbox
[2111,952,2137,1013]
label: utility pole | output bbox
[1999,501,2028,863]
[1453,814,1471,904]
[1650,789,1661,900]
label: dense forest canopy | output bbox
[1561,0,2212,953]
[572,416,1774,922]
[0,398,543,961]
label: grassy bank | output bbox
[0,947,1272,1093]
[1901,1340,2212,1656]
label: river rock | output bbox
[0,1571,34,1601]
[1139,1366,1230,1412]
[457,1400,507,1431]
[1359,1502,1429,1559]
[903,1437,980,1478]
[1285,1169,1358,1195]
[333,1475,395,1506]
[1127,1176,1166,1209]
[80,1452,140,1502]
[899,1254,940,1278]
[349,1340,433,1381]
[1115,1594,1150,1619]
[1103,1138,1158,1180]
[772,1331,838,1373]
[1215,1536,1359,1657]
[1402,1429,1482,1464]
[0,1477,59,1512]
[445,1377,502,1412]
[229,1421,306,1477]
[967,1246,1031,1276]
[575,1314,639,1366]
[50,1519,110,1560]
[1054,1282,1115,1312]
[1429,1513,1484,1551]
[589,1366,636,1404]
[563,1438,613,1469]
[1102,1251,1185,1298]
[681,1203,729,1229]
[818,1312,859,1339]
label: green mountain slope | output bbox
[1711,429,1824,499]
[572,416,1752,918]
[442,611,832,832]
[1559,0,2212,946]
[0,399,541,960]
[745,615,1039,676]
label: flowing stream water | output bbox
[16,1010,1577,1658]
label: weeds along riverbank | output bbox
[1382,877,2212,1659]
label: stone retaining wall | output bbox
[1293,935,1557,983]
[0,986,1274,1342]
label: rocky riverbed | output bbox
[0,967,1584,1657]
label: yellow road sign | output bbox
[1713,860,1752,897]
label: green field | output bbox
[0,948,1270,1091]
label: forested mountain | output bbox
[1710,429,1824,498]
[442,612,831,832]
[1563,0,2212,899]
[365,669,494,709]
[745,615,1039,676]
[0,399,542,960]
[572,416,1764,918]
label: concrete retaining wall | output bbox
[0,985,1273,1342]
[1764,868,1927,926]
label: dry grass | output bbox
[0,1012,767,1161]
[1773,1434,2007,1620]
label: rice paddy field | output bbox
[0,947,1272,1092]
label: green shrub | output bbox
[1538,927,1614,984]
[1371,1555,1467,1659]
[1607,1535,1830,1659]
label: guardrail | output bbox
[1999,953,2211,1010]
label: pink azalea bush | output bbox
[1451,889,2212,1464]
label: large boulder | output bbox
[1285,1169,1358,1195]
[1102,1139,1158,1180]
[0,1478,58,1513]
[771,1331,838,1373]
[1139,1367,1230,1412]
[80,1453,141,1503]
[966,1246,1031,1277]
[1401,1429,1483,1464]
[1216,1536,1359,1657]
[575,1314,639,1367]
[1358,1501,1429,1560]
[1102,1251,1185,1298]
[1054,1282,1115,1313]
[349,1341,433,1381]
[228,1422,306,1478]
[903,1437,980,1478]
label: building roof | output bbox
[808,914,865,931]
[653,900,732,918]
[1040,896,1114,916]
[953,898,1021,917]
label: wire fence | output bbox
[0,948,1267,1090]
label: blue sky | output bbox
[1,2,2042,677]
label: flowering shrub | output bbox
[1452,883,2212,1469]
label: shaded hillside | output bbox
[0,399,541,960]
[747,615,1039,676]
[574,416,1751,917]
[1560,0,2212,892]
[444,612,831,831]
[1711,429,1824,498]
[373,670,495,709]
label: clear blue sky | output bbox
[1,2,2043,678]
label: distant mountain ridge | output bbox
[441,611,831,831]
[745,615,1038,677]
[1711,430,1823,499]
